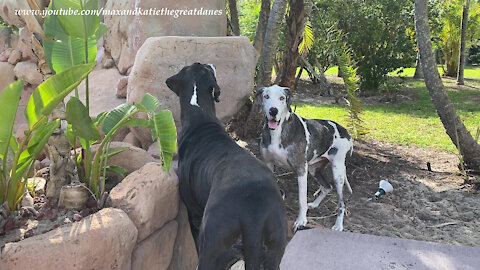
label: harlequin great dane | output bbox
[255,85,353,232]
[166,63,287,270]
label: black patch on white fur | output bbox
[328,147,338,155]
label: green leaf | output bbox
[140,94,161,112]
[105,165,127,178]
[0,81,23,160]
[102,147,129,159]
[44,37,97,73]
[95,23,107,40]
[299,20,314,57]
[66,97,101,141]
[102,104,136,135]
[54,0,100,40]
[151,110,177,171]
[18,120,60,167]
[25,63,95,129]
[123,118,152,128]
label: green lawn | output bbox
[390,65,480,78]
[294,79,480,153]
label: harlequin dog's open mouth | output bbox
[268,119,280,130]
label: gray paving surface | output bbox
[280,228,480,270]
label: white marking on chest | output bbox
[208,64,216,77]
[190,84,199,107]
[266,128,289,167]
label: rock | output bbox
[0,48,12,62]
[14,61,43,85]
[109,162,179,242]
[0,62,16,91]
[127,36,256,147]
[72,213,82,222]
[58,182,90,210]
[147,141,160,159]
[90,141,156,175]
[0,1,44,35]
[0,208,138,270]
[27,177,47,195]
[68,68,125,117]
[167,202,198,270]
[14,123,29,143]
[103,0,227,74]
[116,76,128,98]
[103,58,115,69]
[132,221,178,270]
[0,27,15,51]
[123,132,142,148]
[15,27,38,63]
[112,126,130,142]
[7,50,21,65]
[40,158,51,169]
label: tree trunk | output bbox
[228,0,240,36]
[457,0,470,85]
[413,52,424,79]
[253,0,271,58]
[257,0,289,87]
[415,0,480,171]
[45,105,79,200]
[278,0,305,89]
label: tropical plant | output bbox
[67,94,177,199]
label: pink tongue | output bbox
[268,120,279,129]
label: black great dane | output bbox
[166,63,287,270]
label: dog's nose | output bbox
[269,107,278,116]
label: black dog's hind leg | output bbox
[187,211,203,252]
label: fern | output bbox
[335,42,367,138]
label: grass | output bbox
[293,78,480,153]
[390,65,480,78]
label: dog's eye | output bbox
[264,95,270,99]
[280,96,285,101]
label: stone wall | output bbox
[1,162,198,270]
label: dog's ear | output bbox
[283,87,292,112]
[254,87,265,112]
[166,73,182,96]
[212,81,221,103]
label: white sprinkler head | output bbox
[374,180,393,200]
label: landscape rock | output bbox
[0,208,138,270]
[27,177,47,195]
[0,62,16,91]
[0,0,44,35]
[103,0,227,74]
[127,36,256,147]
[0,27,16,51]
[90,141,156,175]
[14,123,28,142]
[68,68,126,117]
[103,58,115,69]
[112,126,130,142]
[0,48,12,62]
[116,76,128,98]
[132,221,178,270]
[109,162,179,242]
[7,49,21,65]
[168,202,198,270]
[147,141,160,159]
[123,132,142,148]
[14,61,43,85]
[15,27,38,63]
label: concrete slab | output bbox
[280,229,480,270]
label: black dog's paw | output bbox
[295,225,311,231]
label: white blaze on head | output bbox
[190,83,199,107]
[208,64,216,78]
[263,85,290,123]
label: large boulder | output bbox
[90,142,156,175]
[0,0,44,35]
[132,221,178,270]
[103,0,227,74]
[69,68,126,117]
[109,162,179,242]
[0,62,16,91]
[167,202,198,270]
[0,208,138,270]
[14,61,43,85]
[127,36,256,147]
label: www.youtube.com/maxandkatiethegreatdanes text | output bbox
[15,7,224,19]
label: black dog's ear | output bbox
[212,81,221,103]
[254,87,264,112]
[283,87,292,112]
[166,73,181,96]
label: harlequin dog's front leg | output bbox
[293,163,309,231]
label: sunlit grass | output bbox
[294,80,480,153]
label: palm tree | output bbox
[457,0,470,85]
[415,0,480,171]
[253,0,271,57]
